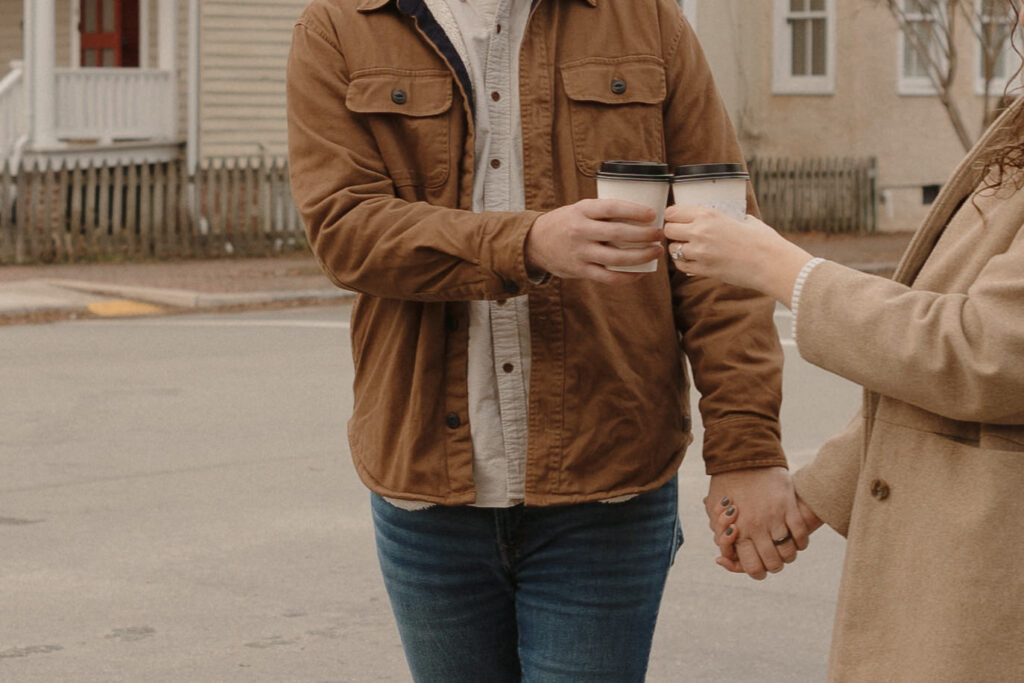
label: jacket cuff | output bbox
[492,210,544,296]
[702,416,787,475]
[793,464,852,538]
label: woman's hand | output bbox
[711,492,825,575]
[663,205,815,307]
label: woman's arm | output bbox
[664,205,1024,424]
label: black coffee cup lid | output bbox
[597,161,672,181]
[673,163,748,180]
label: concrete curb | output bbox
[45,279,354,309]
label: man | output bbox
[287,0,806,680]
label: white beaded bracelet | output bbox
[790,257,826,344]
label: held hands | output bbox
[526,199,664,285]
[663,205,814,307]
[705,467,814,580]
[707,471,824,578]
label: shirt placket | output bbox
[484,0,529,503]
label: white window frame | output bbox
[772,0,837,96]
[973,0,1020,95]
[898,0,946,96]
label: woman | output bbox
[663,25,1024,683]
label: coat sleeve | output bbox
[659,4,787,474]
[286,14,541,302]
[795,226,1024,424]
[792,411,866,538]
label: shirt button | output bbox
[610,78,627,95]
[391,89,407,105]
[496,23,502,33]
[502,363,514,373]
[870,479,891,501]
[490,158,501,169]
[504,281,520,295]
[491,91,501,101]
[445,413,461,429]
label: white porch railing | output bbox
[54,68,175,142]
[0,62,28,161]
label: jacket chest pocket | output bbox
[346,69,455,188]
[560,56,667,177]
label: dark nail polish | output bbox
[725,526,734,536]
[726,506,735,516]
[721,497,731,507]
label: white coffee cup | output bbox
[596,161,672,273]
[671,163,749,219]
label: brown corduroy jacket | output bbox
[287,0,787,505]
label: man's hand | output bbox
[705,467,810,580]
[525,199,664,285]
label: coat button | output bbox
[870,479,890,500]
[610,78,627,95]
[445,413,461,429]
[391,89,407,105]
[504,281,520,296]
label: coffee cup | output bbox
[596,161,672,273]
[671,163,749,219]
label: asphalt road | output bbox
[1,302,857,682]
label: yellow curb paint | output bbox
[86,300,165,317]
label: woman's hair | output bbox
[979,1,1024,189]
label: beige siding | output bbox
[696,1,993,232]
[198,0,307,159]
[0,0,22,69]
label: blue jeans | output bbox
[371,477,683,683]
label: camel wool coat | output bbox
[792,99,1024,682]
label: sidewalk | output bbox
[0,231,913,325]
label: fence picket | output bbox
[746,155,876,233]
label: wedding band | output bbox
[671,244,685,260]
[772,533,792,546]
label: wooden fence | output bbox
[747,156,877,234]
[0,156,304,264]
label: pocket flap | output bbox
[346,70,453,117]
[561,56,666,105]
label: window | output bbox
[773,0,836,95]
[899,0,946,95]
[975,0,1019,95]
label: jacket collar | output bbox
[357,0,596,11]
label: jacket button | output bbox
[391,89,407,105]
[610,78,627,95]
[870,479,891,500]
[445,413,461,429]
[504,281,520,295]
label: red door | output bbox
[80,0,140,67]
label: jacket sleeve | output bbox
[286,14,542,302]
[795,231,1024,424]
[659,4,787,474]
[792,411,866,538]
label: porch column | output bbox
[26,0,57,147]
[158,0,178,138]
[157,0,177,70]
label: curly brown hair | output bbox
[979,1,1024,189]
